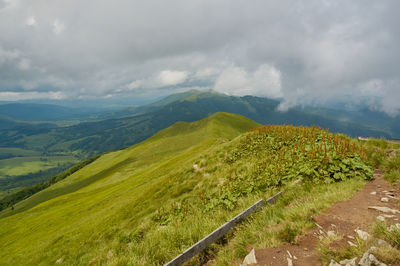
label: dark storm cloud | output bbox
[0,0,399,114]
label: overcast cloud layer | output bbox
[0,0,399,114]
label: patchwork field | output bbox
[0,155,78,177]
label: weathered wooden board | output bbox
[165,190,283,266]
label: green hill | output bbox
[0,113,373,265]
[0,89,394,213]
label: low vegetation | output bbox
[0,113,374,265]
[361,139,400,183]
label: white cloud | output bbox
[25,16,36,26]
[359,79,384,96]
[0,46,20,63]
[126,80,142,90]
[0,91,66,101]
[158,70,188,86]
[17,58,30,70]
[214,64,282,98]
[1,0,20,9]
[194,67,220,79]
[0,0,399,116]
[358,79,400,116]
[53,19,65,35]
[214,67,247,95]
[121,70,188,92]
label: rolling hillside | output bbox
[1,90,394,197]
[0,113,373,265]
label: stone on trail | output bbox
[348,240,357,247]
[355,229,371,241]
[327,230,336,237]
[340,257,357,266]
[329,259,340,266]
[383,214,395,218]
[359,254,387,266]
[242,248,257,265]
[370,191,377,195]
[358,247,387,266]
[368,206,400,214]
[380,197,389,202]
[287,257,293,266]
[377,216,385,222]
[377,239,390,246]
[286,250,292,258]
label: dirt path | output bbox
[254,169,400,265]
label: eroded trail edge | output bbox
[252,169,399,265]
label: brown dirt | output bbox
[254,169,400,266]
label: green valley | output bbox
[0,112,374,265]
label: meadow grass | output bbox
[0,113,373,265]
[0,113,260,265]
[361,138,400,183]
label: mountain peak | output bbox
[150,112,260,141]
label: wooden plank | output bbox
[265,190,283,204]
[165,191,284,266]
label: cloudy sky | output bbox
[0,0,399,114]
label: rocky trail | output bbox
[241,169,400,266]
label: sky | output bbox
[0,0,399,115]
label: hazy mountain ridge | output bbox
[0,90,397,155]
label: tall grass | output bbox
[362,138,400,183]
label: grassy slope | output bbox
[0,112,374,265]
[0,112,260,265]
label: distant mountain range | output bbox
[0,102,109,122]
[0,90,398,158]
